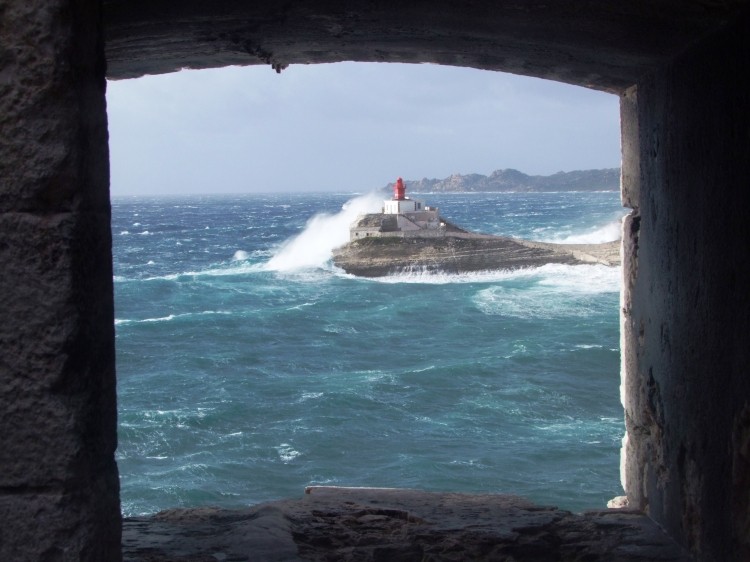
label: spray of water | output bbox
[265,192,384,271]
[544,217,624,244]
[473,264,621,319]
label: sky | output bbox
[106,62,621,196]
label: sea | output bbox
[112,190,628,517]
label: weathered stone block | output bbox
[121,489,689,561]
[0,0,120,558]
[0,475,121,562]
[625,11,750,560]
[620,86,639,211]
[0,0,110,213]
[0,211,117,487]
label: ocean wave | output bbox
[264,192,383,272]
[532,417,621,439]
[115,310,232,326]
[323,324,359,335]
[275,443,301,463]
[472,264,620,319]
[286,302,315,311]
[367,267,537,285]
[475,289,602,319]
[534,263,620,292]
[270,267,341,284]
[541,217,624,244]
[140,261,267,281]
[367,262,620,287]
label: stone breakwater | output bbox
[332,233,621,277]
[121,487,688,561]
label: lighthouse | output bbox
[383,178,424,215]
[394,177,406,200]
[349,176,444,240]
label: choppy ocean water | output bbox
[113,191,628,517]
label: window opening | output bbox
[107,62,625,517]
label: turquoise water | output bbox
[113,191,627,516]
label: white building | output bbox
[383,197,425,214]
[349,178,447,240]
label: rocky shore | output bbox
[332,232,621,278]
[122,487,688,561]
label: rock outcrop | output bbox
[121,487,689,561]
[333,233,620,277]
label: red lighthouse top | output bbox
[394,177,406,200]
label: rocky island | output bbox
[332,178,620,277]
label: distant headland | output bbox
[385,168,620,193]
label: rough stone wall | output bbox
[103,0,749,92]
[0,1,121,560]
[620,13,750,561]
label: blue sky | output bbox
[106,62,621,196]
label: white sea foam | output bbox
[142,260,266,281]
[371,262,620,288]
[275,443,301,463]
[474,286,600,319]
[115,310,232,326]
[473,264,620,319]
[232,250,250,261]
[323,324,358,335]
[142,314,176,323]
[219,431,244,442]
[265,192,383,271]
[370,267,537,285]
[535,263,620,293]
[286,302,315,311]
[542,217,624,244]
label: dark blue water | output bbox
[113,191,627,516]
